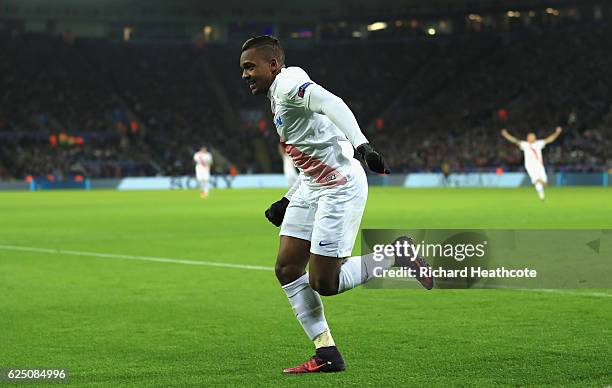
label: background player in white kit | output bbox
[193,146,213,199]
[240,36,432,374]
[278,144,298,187]
[501,127,562,200]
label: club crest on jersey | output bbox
[325,173,336,182]
[298,82,313,98]
[275,116,283,127]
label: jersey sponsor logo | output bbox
[297,82,313,98]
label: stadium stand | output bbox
[1,18,611,180]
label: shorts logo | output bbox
[319,241,335,247]
[275,116,283,127]
[298,82,313,98]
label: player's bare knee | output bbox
[309,277,339,296]
[275,262,303,285]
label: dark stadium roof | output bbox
[2,0,593,21]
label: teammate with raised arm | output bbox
[501,127,562,200]
[240,35,432,374]
[193,146,213,199]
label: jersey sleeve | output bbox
[519,141,528,151]
[193,153,199,163]
[535,140,546,149]
[275,75,315,110]
[305,84,368,147]
[273,67,368,147]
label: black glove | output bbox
[265,197,289,227]
[356,143,391,174]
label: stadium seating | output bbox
[1,21,611,180]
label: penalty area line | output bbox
[0,244,274,272]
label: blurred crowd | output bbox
[1,21,611,180]
[375,25,612,173]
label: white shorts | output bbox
[196,167,210,181]
[526,164,547,184]
[280,159,368,258]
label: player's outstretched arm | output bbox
[501,128,520,145]
[306,85,390,174]
[544,126,562,144]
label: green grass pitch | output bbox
[1,187,611,387]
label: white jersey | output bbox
[282,152,298,187]
[519,140,545,169]
[268,67,357,188]
[193,151,213,179]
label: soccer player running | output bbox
[240,35,433,374]
[501,127,562,200]
[193,146,213,198]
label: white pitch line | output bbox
[515,288,612,298]
[0,244,273,272]
[0,244,610,298]
[480,284,612,298]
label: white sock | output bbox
[203,180,209,195]
[535,182,545,200]
[282,273,328,340]
[337,252,394,293]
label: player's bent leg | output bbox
[281,274,329,343]
[276,236,328,341]
[307,159,378,295]
[308,252,397,295]
[275,235,345,374]
[282,164,366,373]
[275,235,310,285]
[203,178,210,196]
[308,254,344,296]
[277,239,345,374]
[310,246,431,294]
[197,179,206,198]
[528,167,547,200]
[534,179,546,200]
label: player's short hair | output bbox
[241,35,285,65]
